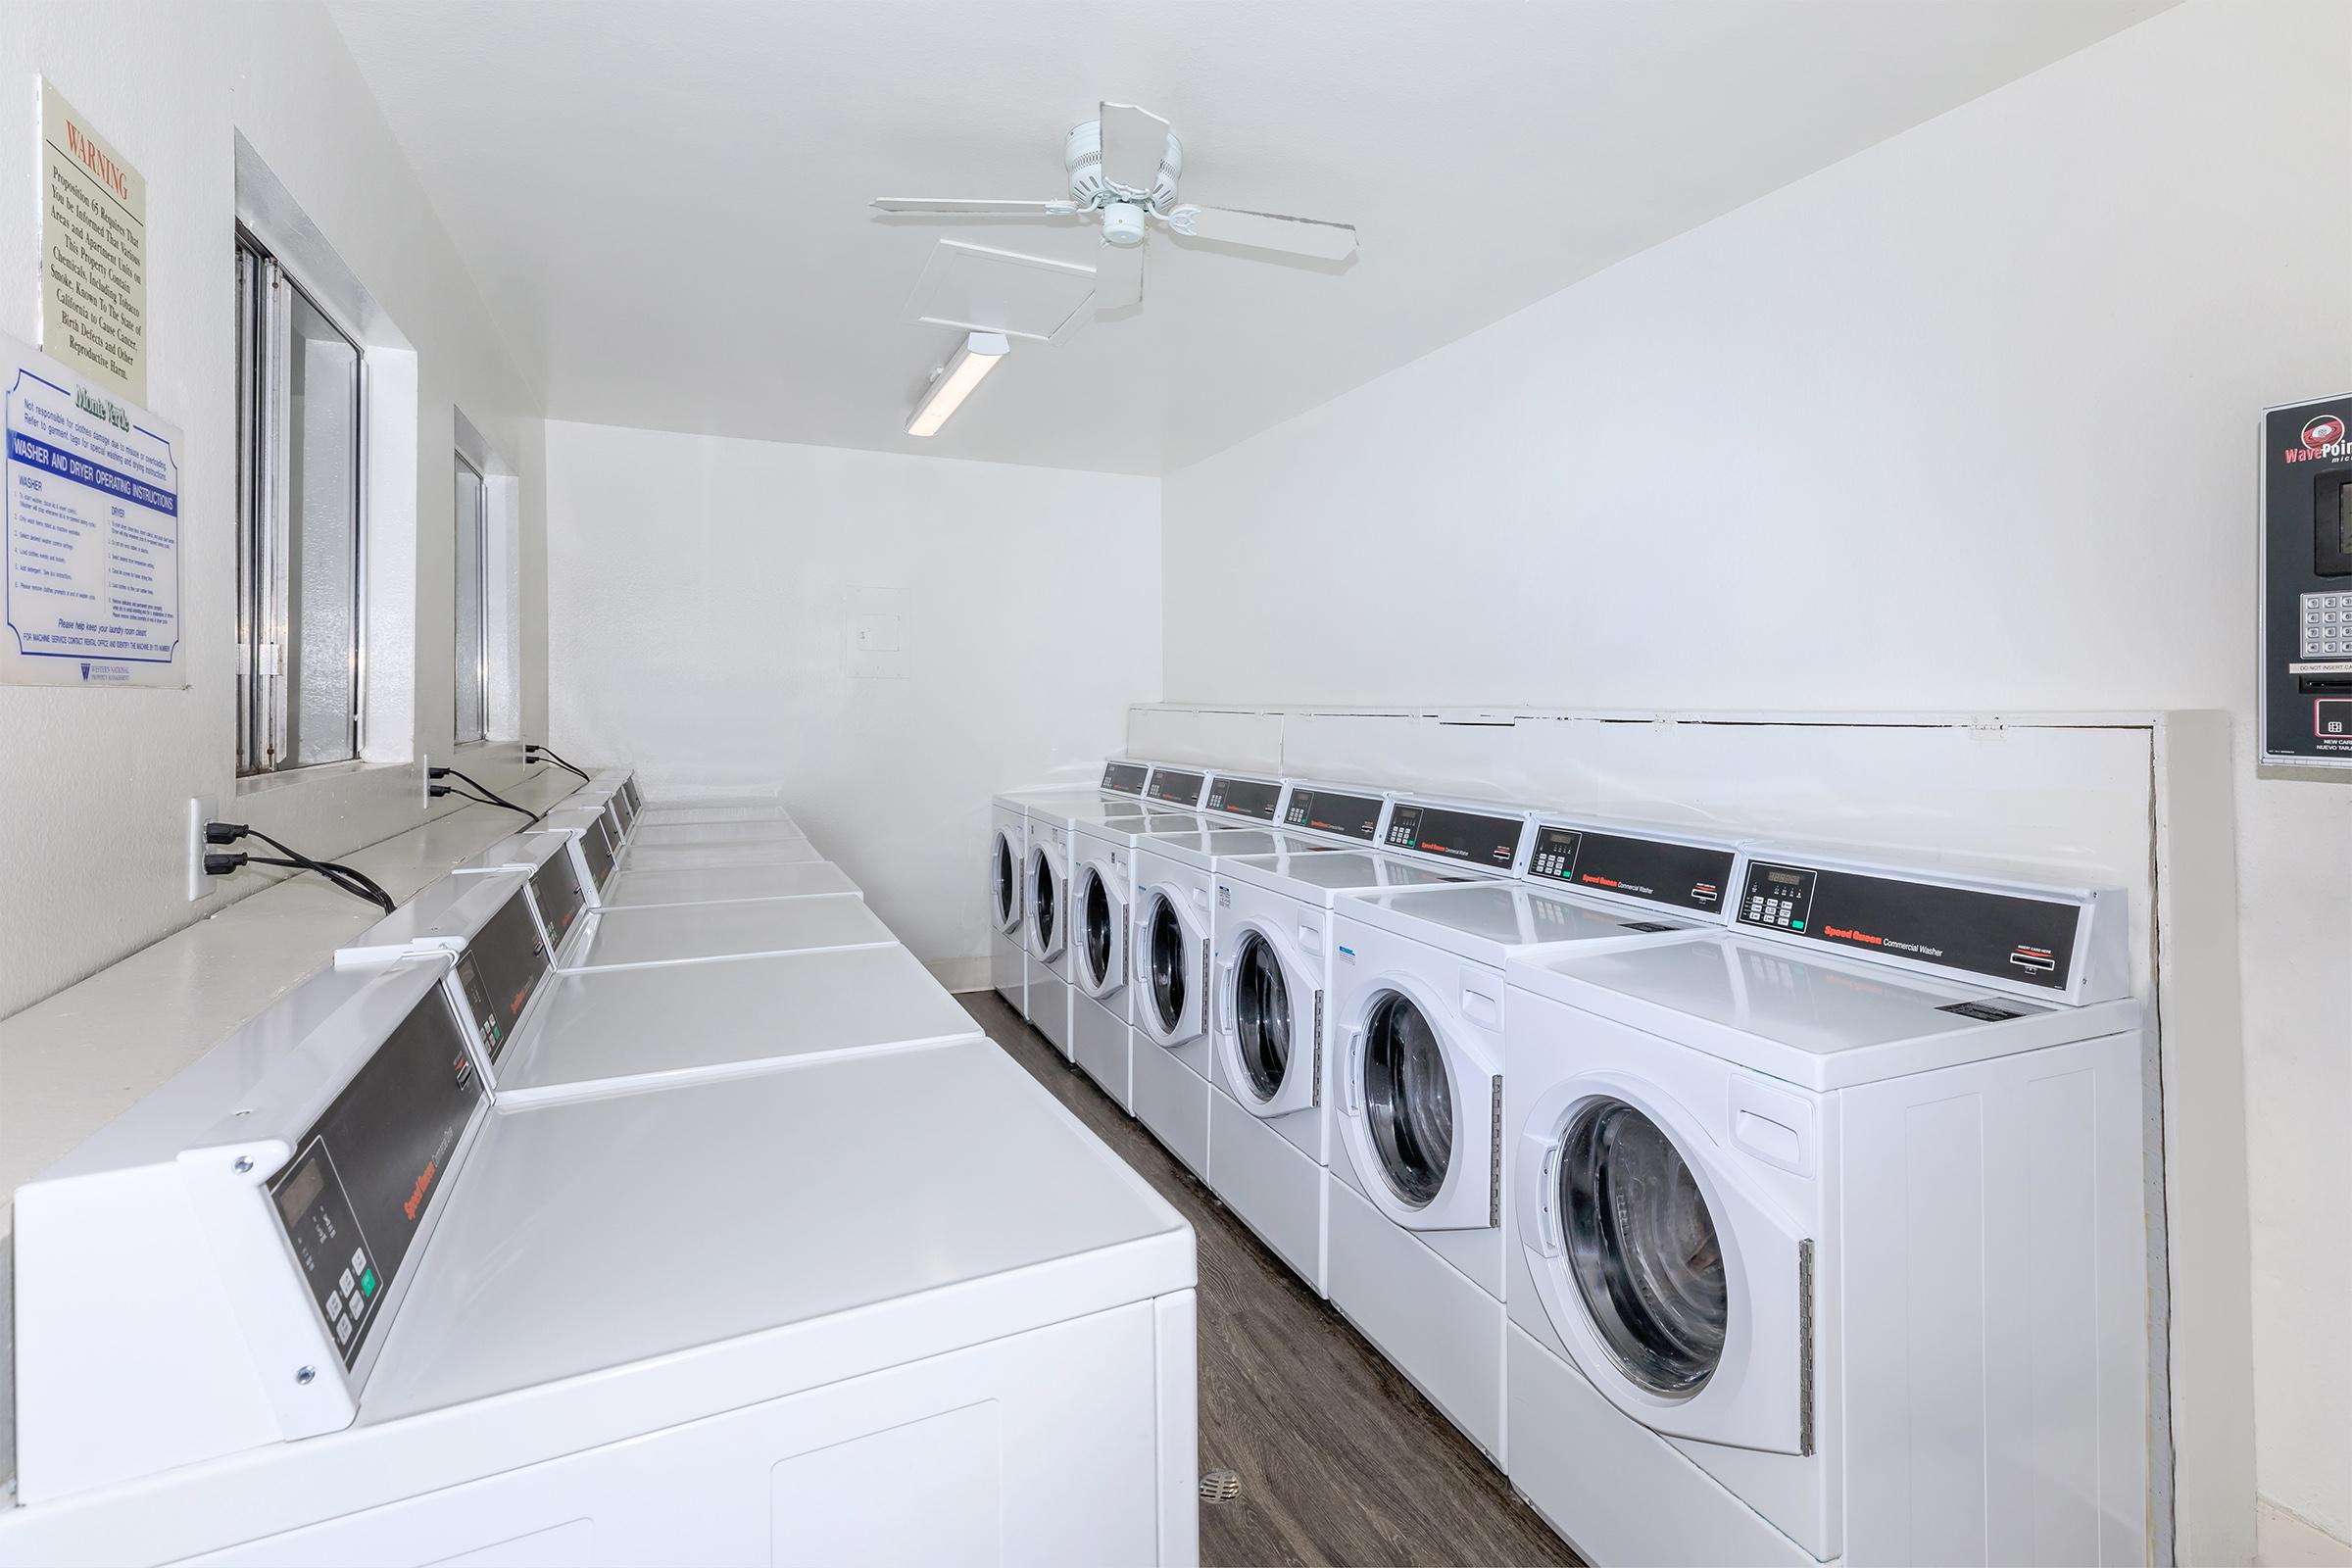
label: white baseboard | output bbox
[2259,1498,2352,1567]
[928,956,990,996]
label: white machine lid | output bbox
[497,943,973,1100]
[624,819,812,849]
[615,837,824,872]
[1122,824,1340,866]
[565,894,895,971]
[1337,880,1709,966]
[362,1039,1194,1421]
[1217,847,1481,899]
[1021,798,1193,832]
[600,860,860,908]
[633,804,797,829]
[1507,935,2141,1092]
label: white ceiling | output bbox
[329,0,2167,476]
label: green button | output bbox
[361,1268,377,1297]
[1791,921,1805,930]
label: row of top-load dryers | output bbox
[5,770,1199,1568]
[991,759,2152,1568]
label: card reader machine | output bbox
[2262,392,2352,766]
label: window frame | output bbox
[234,223,367,777]
[452,450,489,747]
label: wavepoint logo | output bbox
[2287,414,2347,464]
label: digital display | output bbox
[1101,761,1149,794]
[530,848,588,947]
[1528,825,1737,912]
[577,819,616,889]
[1146,768,1205,806]
[270,985,482,1366]
[1768,869,1805,887]
[1384,803,1522,867]
[1204,776,1282,821]
[1282,788,1383,841]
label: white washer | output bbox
[1065,772,1298,1108]
[1503,852,2144,1568]
[337,873,971,1106]
[6,965,1198,1565]
[1145,782,1404,1187]
[1321,818,1744,1462]
[993,759,1161,1027]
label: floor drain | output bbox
[1199,1469,1241,1504]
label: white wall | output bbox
[544,421,1159,983]
[1159,0,2348,1557]
[0,2,550,1022]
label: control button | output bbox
[361,1268,377,1298]
[337,1268,354,1297]
[332,1309,352,1344]
[351,1248,367,1273]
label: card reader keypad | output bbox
[2302,592,2352,659]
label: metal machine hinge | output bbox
[1798,1238,1816,1457]
[1490,1075,1504,1229]
[1310,990,1325,1106]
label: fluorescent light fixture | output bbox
[906,331,1010,437]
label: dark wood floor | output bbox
[958,990,1580,1568]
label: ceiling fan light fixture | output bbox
[906,332,1010,437]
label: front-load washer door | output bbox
[1073,856,1127,1000]
[1135,882,1207,1047]
[1215,920,1320,1118]
[1515,1062,1810,1455]
[1026,841,1067,961]
[1339,974,1498,1233]
[991,826,1022,935]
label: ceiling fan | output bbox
[872,102,1357,314]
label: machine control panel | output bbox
[1203,775,1282,821]
[2261,393,2352,765]
[1101,760,1149,795]
[1734,858,2082,992]
[1382,802,1523,868]
[450,891,551,1065]
[577,815,617,890]
[1145,768,1205,806]
[1283,788,1383,841]
[601,798,627,843]
[269,984,483,1367]
[529,847,589,950]
[1526,824,1734,914]
[620,774,643,817]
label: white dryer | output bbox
[625,818,817,851]
[1503,852,2145,1568]
[337,873,970,1106]
[1322,818,1743,1463]
[1065,772,1298,1108]
[6,966,1197,1565]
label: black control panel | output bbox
[529,848,588,950]
[1100,761,1149,794]
[1282,788,1383,841]
[1204,775,1282,821]
[1526,825,1734,913]
[269,984,482,1367]
[602,798,627,843]
[2261,393,2352,765]
[620,776,643,816]
[1146,768,1205,806]
[451,891,551,1065]
[1735,859,2082,991]
[577,817,617,890]
[1383,803,1523,868]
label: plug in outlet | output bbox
[186,796,220,901]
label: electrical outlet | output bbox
[186,796,219,901]
[419,754,433,811]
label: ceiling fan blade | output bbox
[1097,102,1169,198]
[1094,240,1144,312]
[872,198,1074,216]
[1168,204,1357,261]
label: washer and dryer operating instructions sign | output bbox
[3,330,182,687]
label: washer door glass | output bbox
[1233,931,1292,1101]
[1361,991,1451,1206]
[1559,1099,1728,1396]
[1081,868,1113,986]
[1147,895,1187,1033]
[1030,852,1056,948]
[993,836,1016,928]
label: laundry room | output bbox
[0,2,2344,1565]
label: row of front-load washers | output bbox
[3,772,1197,1567]
[990,758,2156,1568]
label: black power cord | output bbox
[203,823,397,913]
[523,743,591,783]
[429,765,542,824]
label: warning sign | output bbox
[41,82,147,403]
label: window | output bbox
[235,227,364,774]
[453,454,487,744]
